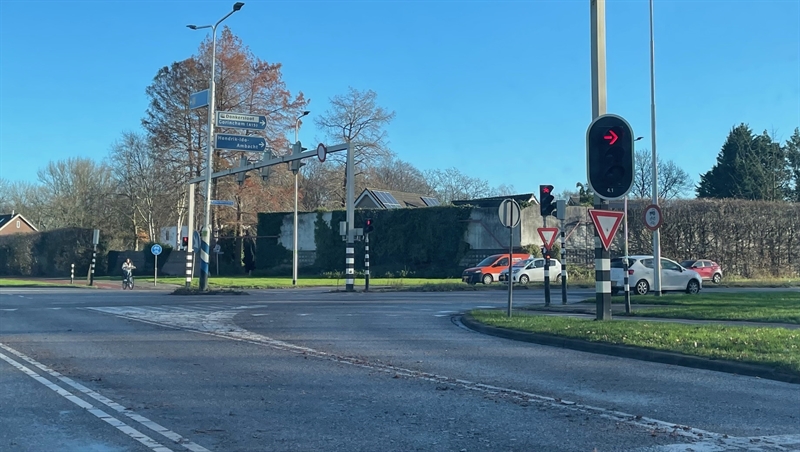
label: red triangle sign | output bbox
[588,209,624,251]
[537,227,559,250]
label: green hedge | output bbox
[255,212,291,271]
[0,228,105,277]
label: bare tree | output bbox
[314,87,396,206]
[424,167,491,204]
[364,158,432,195]
[632,148,693,200]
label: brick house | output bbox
[0,212,38,236]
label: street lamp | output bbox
[648,0,662,296]
[293,110,310,287]
[187,1,244,291]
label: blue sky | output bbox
[1,0,798,199]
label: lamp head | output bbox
[233,2,244,11]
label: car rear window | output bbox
[611,258,632,268]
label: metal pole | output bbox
[544,216,551,307]
[71,263,74,284]
[649,0,662,296]
[507,226,513,317]
[345,141,355,292]
[89,244,96,286]
[292,112,307,288]
[560,217,567,305]
[186,182,195,288]
[365,233,370,292]
[154,255,158,287]
[591,0,611,320]
[624,195,631,313]
[199,25,218,292]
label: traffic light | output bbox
[364,218,374,234]
[181,236,188,248]
[586,114,634,199]
[539,185,555,217]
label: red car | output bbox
[680,259,723,284]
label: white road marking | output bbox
[0,343,210,452]
[251,313,269,317]
[1,308,18,311]
[0,349,174,452]
[86,305,800,452]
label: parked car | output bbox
[498,258,563,284]
[610,255,703,295]
[680,259,723,284]
[462,253,531,285]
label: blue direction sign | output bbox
[151,244,163,256]
[215,133,266,151]
[210,200,235,206]
[217,111,267,130]
[190,89,209,109]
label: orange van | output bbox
[462,253,531,285]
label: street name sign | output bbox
[210,200,235,207]
[215,133,266,151]
[216,111,267,130]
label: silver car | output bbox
[610,255,702,295]
[499,258,563,284]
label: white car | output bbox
[610,255,702,295]
[498,258,563,284]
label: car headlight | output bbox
[512,269,520,273]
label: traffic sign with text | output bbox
[190,89,209,109]
[216,111,267,130]
[537,227,559,250]
[210,200,235,207]
[215,133,266,151]
[588,209,625,251]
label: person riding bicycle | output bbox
[122,258,136,284]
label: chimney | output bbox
[11,209,14,216]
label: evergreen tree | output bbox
[785,128,800,202]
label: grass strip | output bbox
[470,310,800,375]
[0,278,87,288]
[598,292,800,324]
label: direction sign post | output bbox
[151,244,162,286]
[498,199,521,317]
[216,111,267,130]
[215,133,267,152]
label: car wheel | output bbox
[611,288,620,296]
[634,279,650,295]
[686,279,700,294]
[482,274,493,285]
[554,274,562,284]
[712,273,721,284]
[519,274,529,285]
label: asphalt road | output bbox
[1,286,798,452]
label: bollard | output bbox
[71,263,74,284]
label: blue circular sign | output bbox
[151,244,163,256]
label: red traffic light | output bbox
[603,129,618,145]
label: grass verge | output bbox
[470,309,800,375]
[586,292,800,324]
[0,278,89,288]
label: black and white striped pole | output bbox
[70,263,74,284]
[364,232,370,292]
[557,199,568,305]
[89,229,99,286]
[185,182,196,288]
[345,141,355,292]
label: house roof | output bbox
[356,188,441,209]
[451,193,538,208]
[0,213,38,232]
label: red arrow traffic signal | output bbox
[603,129,618,145]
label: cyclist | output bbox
[122,258,136,286]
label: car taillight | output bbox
[628,270,634,275]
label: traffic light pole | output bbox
[186,182,195,288]
[543,216,551,307]
[364,233,370,292]
[558,199,567,305]
[591,0,612,320]
[345,140,355,292]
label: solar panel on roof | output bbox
[421,196,440,206]
[373,190,402,208]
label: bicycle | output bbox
[122,271,135,290]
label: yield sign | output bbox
[588,209,624,251]
[537,227,559,250]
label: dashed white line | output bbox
[0,343,210,452]
[84,305,800,451]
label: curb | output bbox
[460,314,800,385]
